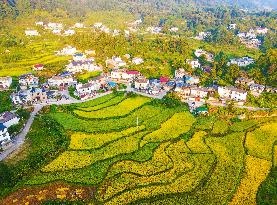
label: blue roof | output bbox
[108,82,117,87]
[0,123,6,131]
[167,81,175,86]
[74,53,84,56]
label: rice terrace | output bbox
[0,92,276,205]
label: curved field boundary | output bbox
[228,155,271,205]
[77,95,126,112]
[74,96,151,119]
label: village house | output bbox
[265,86,277,94]
[195,32,211,40]
[33,64,44,71]
[169,27,179,32]
[11,90,31,105]
[0,123,10,145]
[35,22,44,26]
[186,59,201,69]
[52,29,62,35]
[175,83,191,100]
[235,77,254,87]
[73,53,87,61]
[110,69,140,82]
[30,88,47,102]
[228,23,237,30]
[19,74,39,89]
[228,57,255,67]
[201,65,212,73]
[56,46,77,56]
[48,72,77,88]
[0,111,20,128]
[134,78,149,90]
[25,30,39,36]
[85,50,96,55]
[75,81,101,100]
[147,27,162,34]
[174,68,189,79]
[185,76,200,85]
[64,29,76,36]
[249,84,265,96]
[106,56,127,68]
[255,27,268,35]
[100,25,110,33]
[66,60,102,74]
[132,57,144,65]
[0,77,12,90]
[94,22,103,28]
[163,81,176,91]
[194,49,214,62]
[46,22,63,30]
[74,23,84,28]
[218,86,248,102]
[190,86,209,99]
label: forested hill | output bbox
[1,0,276,19]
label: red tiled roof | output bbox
[160,77,170,83]
[127,70,140,75]
[34,64,44,68]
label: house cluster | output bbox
[227,57,255,67]
[237,27,268,49]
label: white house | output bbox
[218,86,248,102]
[74,23,84,28]
[25,30,39,36]
[48,73,77,87]
[132,57,144,65]
[135,78,149,90]
[0,77,12,90]
[52,29,62,35]
[94,22,103,28]
[0,112,20,128]
[75,82,101,99]
[0,123,10,145]
[186,59,201,69]
[66,60,102,74]
[169,27,179,32]
[174,68,189,79]
[35,22,44,26]
[73,53,87,61]
[19,74,39,89]
[249,84,265,96]
[228,57,255,67]
[64,29,76,36]
[106,56,127,68]
[256,27,268,35]
[194,49,214,62]
[110,69,139,81]
[56,46,77,56]
[46,22,63,30]
[195,32,211,40]
[228,24,237,30]
[190,86,209,98]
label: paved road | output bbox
[0,91,112,161]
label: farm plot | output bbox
[229,155,271,205]
[140,112,195,146]
[245,122,277,160]
[74,96,151,119]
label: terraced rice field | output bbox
[0,41,70,76]
[1,94,277,205]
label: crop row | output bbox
[140,112,195,146]
[78,95,125,111]
[245,122,277,160]
[69,125,145,150]
[74,96,151,119]
[74,93,117,108]
[49,104,177,133]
